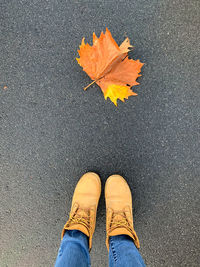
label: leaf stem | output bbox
[84,79,97,91]
[84,76,105,90]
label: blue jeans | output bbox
[55,230,146,267]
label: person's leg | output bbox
[109,235,146,267]
[55,230,90,267]
[105,175,146,267]
[55,172,101,267]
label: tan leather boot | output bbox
[105,174,140,251]
[62,172,101,250]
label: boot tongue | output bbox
[109,213,132,238]
[112,211,127,225]
[109,227,133,238]
[66,224,89,237]
[114,213,124,221]
[66,209,90,237]
[78,209,88,217]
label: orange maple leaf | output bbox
[77,28,144,106]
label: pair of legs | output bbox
[55,172,146,266]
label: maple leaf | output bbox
[77,28,144,106]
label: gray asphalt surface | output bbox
[1,0,200,266]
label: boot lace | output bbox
[108,210,133,234]
[66,206,91,232]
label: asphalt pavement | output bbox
[0,0,200,266]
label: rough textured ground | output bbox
[0,0,200,266]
